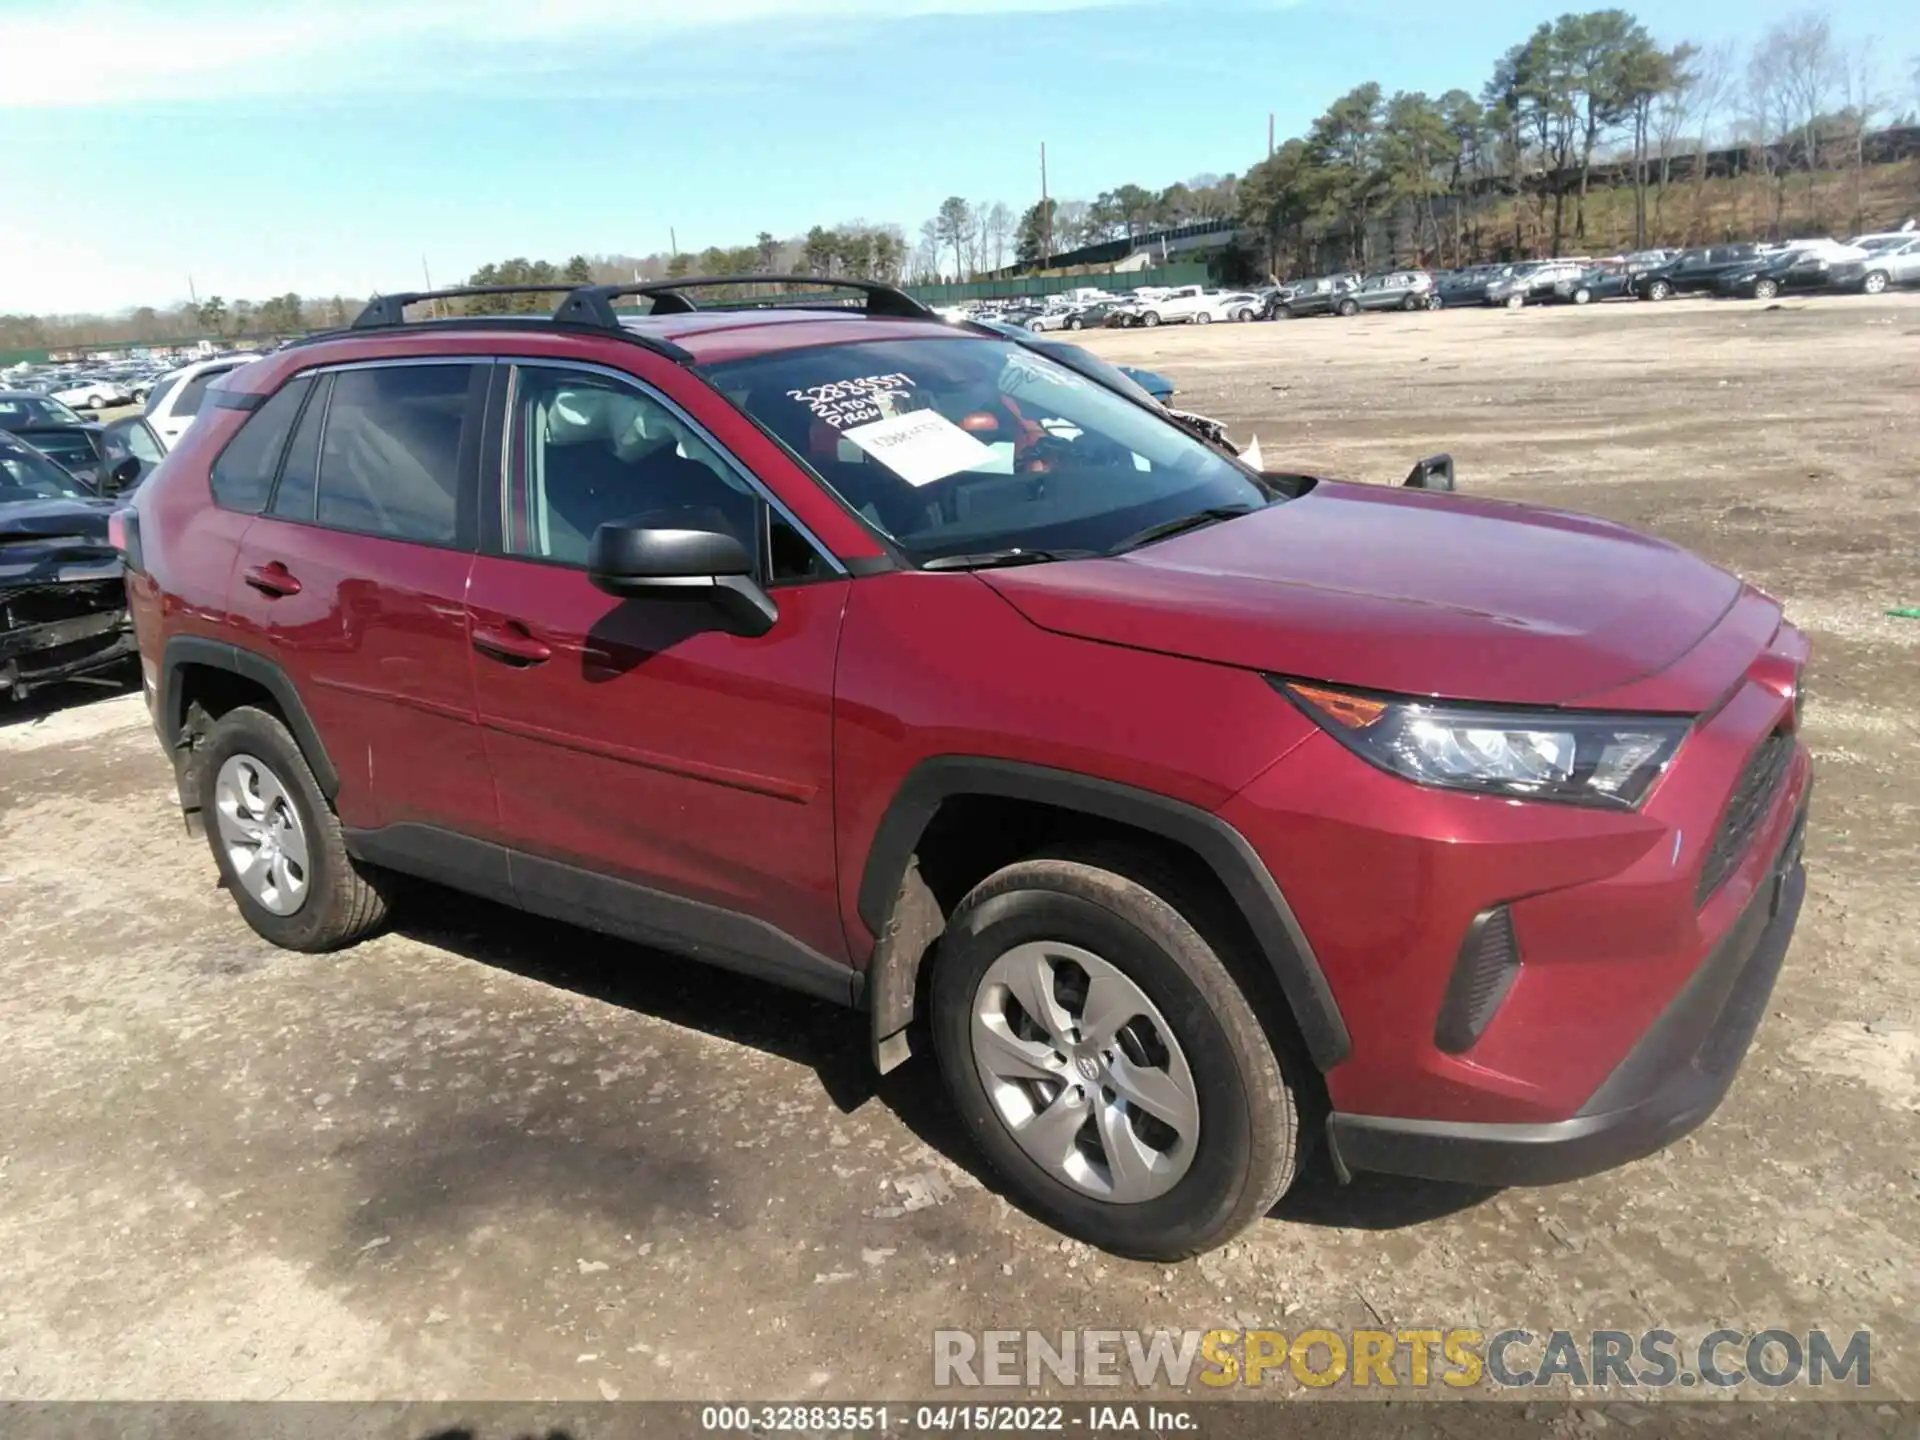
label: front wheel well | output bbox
[865,792,1329,1116]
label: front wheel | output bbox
[1572,287,1592,305]
[1646,279,1672,301]
[1066,317,1082,330]
[1141,312,1161,327]
[1862,271,1889,295]
[1194,311,1212,325]
[930,851,1298,1259]
[1504,292,1525,309]
[1336,298,1359,317]
[1754,278,1780,300]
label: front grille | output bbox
[1697,730,1794,905]
[1434,906,1522,1054]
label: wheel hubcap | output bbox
[970,942,1199,1203]
[214,753,311,916]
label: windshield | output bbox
[0,394,83,428]
[704,336,1269,564]
[0,439,93,501]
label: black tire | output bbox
[1862,271,1888,295]
[196,705,391,951]
[1194,311,1212,325]
[1646,279,1672,301]
[1504,292,1525,309]
[1400,294,1419,311]
[1336,298,1359,317]
[1066,317,1082,330]
[930,849,1298,1260]
[1141,311,1161,327]
[1572,287,1591,305]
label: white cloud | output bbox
[0,0,1124,107]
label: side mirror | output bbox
[1403,453,1456,492]
[105,456,143,492]
[586,521,777,637]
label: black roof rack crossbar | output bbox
[554,275,936,325]
[351,285,581,328]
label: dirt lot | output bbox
[2,294,1916,1405]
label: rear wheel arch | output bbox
[160,636,340,827]
[857,758,1351,1078]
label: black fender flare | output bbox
[159,635,340,799]
[857,757,1351,1074]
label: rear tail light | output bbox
[108,507,143,574]
[1434,906,1522,1054]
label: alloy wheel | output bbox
[213,753,311,916]
[969,941,1200,1203]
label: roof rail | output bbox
[351,285,580,328]
[554,275,935,325]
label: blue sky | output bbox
[3,0,1915,313]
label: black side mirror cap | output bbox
[106,456,143,491]
[1403,453,1456,492]
[586,521,777,637]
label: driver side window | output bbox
[503,366,761,570]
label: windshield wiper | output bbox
[1108,504,1260,555]
[920,547,1099,572]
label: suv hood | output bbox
[982,482,1742,708]
[0,496,118,586]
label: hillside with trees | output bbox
[5,6,1914,351]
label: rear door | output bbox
[223,360,494,838]
[464,357,852,971]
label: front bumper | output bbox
[1327,798,1807,1186]
[0,582,135,698]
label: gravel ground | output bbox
[1,292,1915,1405]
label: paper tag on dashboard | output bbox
[840,409,996,487]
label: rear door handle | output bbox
[472,621,552,667]
[242,562,301,598]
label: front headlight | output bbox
[1276,680,1689,808]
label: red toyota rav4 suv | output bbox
[120,278,1811,1259]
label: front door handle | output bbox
[242,562,301,598]
[472,621,552,666]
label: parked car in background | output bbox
[143,356,256,448]
[1632,244,1774,300]
[1273,275,1356,318]
[1484,260,1589,308]
[50,376,132,412]
[1024,307,1079,332]
[0,391,113,486]
[0,431,136,701]
[1715,240,1866,299]
[1217,292,1265,321]
[1829,232,1920,294]
[1431,265,1511,307]
[1059,302,1123,331]
[1336,271,1436,314]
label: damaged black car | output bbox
[0,431,136,702]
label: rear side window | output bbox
[208,376,314,513]
[143,376,176,417]
[315,364,476,545]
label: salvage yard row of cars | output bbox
[960,227,1920,329]
[0,353,258,700]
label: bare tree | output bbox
[1768,12,1838,227]
[1836,40,1888,233]
[981,202,1014,273]
[1650,42,1703,232]
[1745,37,1797,236]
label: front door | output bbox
[465,360,851,977]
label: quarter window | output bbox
[314,365,476,544]
[269,374,329,522]
[208,375,313,513]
